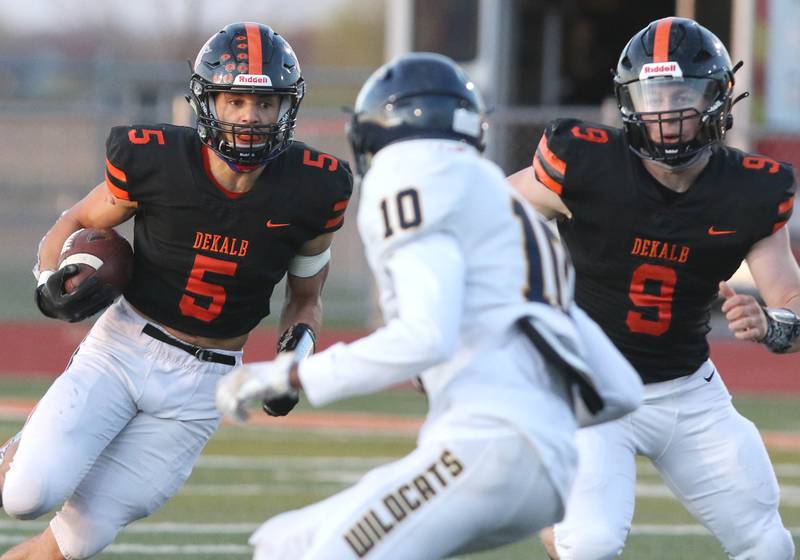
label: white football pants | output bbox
[554,360,795,560]
[251,416,567,560]
[2,298,240,559]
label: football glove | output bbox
[262,323,316,417]
[216,352,296,423]
[35,265,116,323]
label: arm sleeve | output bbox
[104,127,135,201]
[531,119,573,197]
[299,232,465,406]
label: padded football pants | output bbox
[250,415,568,560]
[553,359,795,560]
[3,298,240,559]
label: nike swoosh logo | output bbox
[266,220,291,228]
[708,227,736,236]
[703,368,716,382]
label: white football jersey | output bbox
[299,138,585,497]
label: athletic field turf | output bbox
[0,376,798,559]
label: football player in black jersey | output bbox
[509,17,799,560]
[0,22,352,560]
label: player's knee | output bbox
[2,468,58,519]
[730,521,795,560]
[55,516,121,559]
[558,526,626,560]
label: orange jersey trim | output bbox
[537,135,567,177]
[773,220,788,233]
[105,175,130,200]
[533,154,563,195]
[778,195,795,216]
[105,158,127,183]
[332,199,349,212]
[653,18,673,63]
[325,215,345,229]
[245,23,263,75]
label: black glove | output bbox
[35,265,116,323]
[262,323,316,417]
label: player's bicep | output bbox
[385,232,465,358]
[507,167,571,220]
[68,182,137,229]
[298,233,333,257]
[746,227,800,310]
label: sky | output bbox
[0,0,355,35]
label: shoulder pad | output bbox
[105,125,184,202]
[533,118,615,195]
[732,151,796,232]
[288,142,354,234]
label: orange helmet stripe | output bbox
[653,18,673,63]
[245,23,263,75]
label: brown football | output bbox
[58,228,134,295]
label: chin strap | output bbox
[759,307,800,353]
[648,147,710,171]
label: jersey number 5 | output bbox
[179,254,238,322]
[626,263,676,336]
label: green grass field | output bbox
[0,376,798,559]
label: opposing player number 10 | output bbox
[380,188,422,238]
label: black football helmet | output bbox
[347,52,487,175]
[188,22,305,168]
[614,17,746,166]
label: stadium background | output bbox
[0,0,797,383]
[0,0,799,557]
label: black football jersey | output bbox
[104,124,353,338]
[532,118,796,383]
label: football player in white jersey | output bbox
[216,53,643,560]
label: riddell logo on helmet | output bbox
[233,74,273,86]
[639,62,683,79]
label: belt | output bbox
[142,323,236,366]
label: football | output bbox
[58,228,134,295]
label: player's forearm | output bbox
[298,316,455,406]
[36,211,84,273]
[301,245,464,405]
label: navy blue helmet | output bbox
[188,22,305,168]
[347,52,487,175]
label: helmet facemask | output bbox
[187,22,305,170]
[189,77,305,168]
[616,76,732,166]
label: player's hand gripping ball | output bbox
[35,228,133,323]
[59,228,134,294]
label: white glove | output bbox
[215,352,296,422]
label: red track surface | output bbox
[0,322,797,393]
